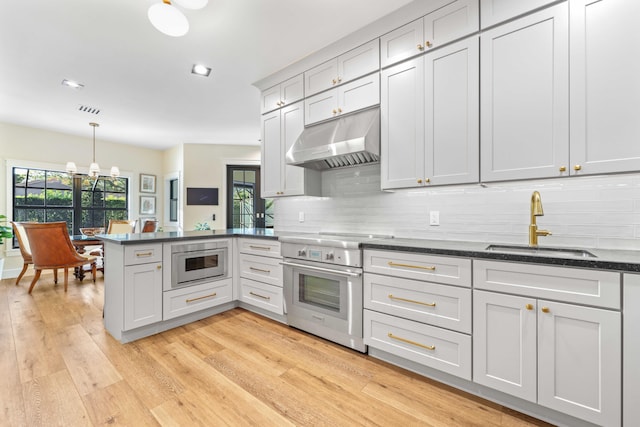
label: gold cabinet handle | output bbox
[525,303,534,310]
[559,166,567,172]
[417,179,423,184]
[249,291,271,301]
[332,109,338,115]
[276,101,282,106]
[136,252,153,257]
[388,261,436,271]
[156,265,162,270]
[249,266,271,273]
[389,294,435,307]
[574,165,582,171]
[337,77,342,83]
[332,79,338,85]
[541,307,550,313]
[425,178,430,184]
[186,293,217,303]
[417,44,424,51]
[337,108,342,113]
[425,40,432,48]
[249,245,271,251]
[388,333,435,351]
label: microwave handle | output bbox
[279,261,362,277]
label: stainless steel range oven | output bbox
[166,240,228,290]
[281,234,383,353]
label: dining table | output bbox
[70,234,104,280]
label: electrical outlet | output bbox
[299,211,305,222]
[429,211,440,226]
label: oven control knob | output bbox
[325,252,334,261]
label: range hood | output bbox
[286,107,380,170]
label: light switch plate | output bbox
[429,211,440,226]
[299,211,305,222]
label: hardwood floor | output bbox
[1,273,553,426]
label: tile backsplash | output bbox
[273,164,640,250]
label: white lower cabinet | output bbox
[163,279,233,321]
[474,261,622,427]
[238,238,284,316]
[124,261,163,330]
[363,250,472,380]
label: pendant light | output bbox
[147,0,208,37]
[66,122,120,179]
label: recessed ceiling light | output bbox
[62,79,84,89]
[191,64,211,77]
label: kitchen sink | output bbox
[485,244,597,258]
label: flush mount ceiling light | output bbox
[62,79,84,89]
[66,122,120,179]
[191,64,211,76]
[148,0,208,37]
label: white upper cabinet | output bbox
[304,39,379,97]
[261,102,321,197]
[480,3,569,182]
[260,74,304,114]
[381,58,425,189]
[304,73,379,126]
[569,0,640,176]
[480,0,557,29]
[380,0,479,68]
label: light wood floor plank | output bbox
[2,277,552,427]
[22,369,92,427]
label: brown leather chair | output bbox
[11,221,58,286]
[22,222,97,294]
[141,219,158,232]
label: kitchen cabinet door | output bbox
[480,0,558,29]
[473,290,537,402]
[538,300,621,427]
[304,60,338,98]
[124,262,163,330]
[569,0,640,176]
[260,74,303,114]
[337,39,379,86]
[380,18,425,68]
[381,58,425,189]
[260,110,283,197]
[424,36,479,185]
[304,90,337,125]
[480,3,569,182]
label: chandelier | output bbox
[148,0,208,37]
[66,122,120,178]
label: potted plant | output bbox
[0,214,13,279]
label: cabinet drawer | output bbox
[239,253,283,287]
[238,238,281,258]
[364,273,471,333]
[364,310,471,380]
[239,278,284,316]
[124,244,162,266]
[364,250,471,287]
[163,278,233,320]
[474,260,621,309]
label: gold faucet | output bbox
[529,191,552,247]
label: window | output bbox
[12,167,129,239]
[169,178,178,222]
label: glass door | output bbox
[226,165,273,229]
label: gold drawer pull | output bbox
[388,261,436,271]
[541,307,550,313]
[388,333,435,351]
[388,294,435,307]
[249,245,271,251]
[186,293,217,303]
[136,252,153,257]
[249,266,271,273]
[525,303,534,310]
[249,291,271,301]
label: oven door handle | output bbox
[280,261,362,277]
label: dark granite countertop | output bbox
[361,237,640,273]
[98,228,282,245]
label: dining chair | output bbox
[106,219,137,234]
[141,219,158,232]
[22,222,97,294]
[11,221,58,286]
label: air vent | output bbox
[78,105,101,115]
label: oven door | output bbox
[282,259,364,352]
[171,248,227,289]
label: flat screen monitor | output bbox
[186,187,219,205]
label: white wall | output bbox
[274,164,640,250]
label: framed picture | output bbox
[140,196,156,215]
[140,173,156,193]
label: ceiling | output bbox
[0,0,414,151]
